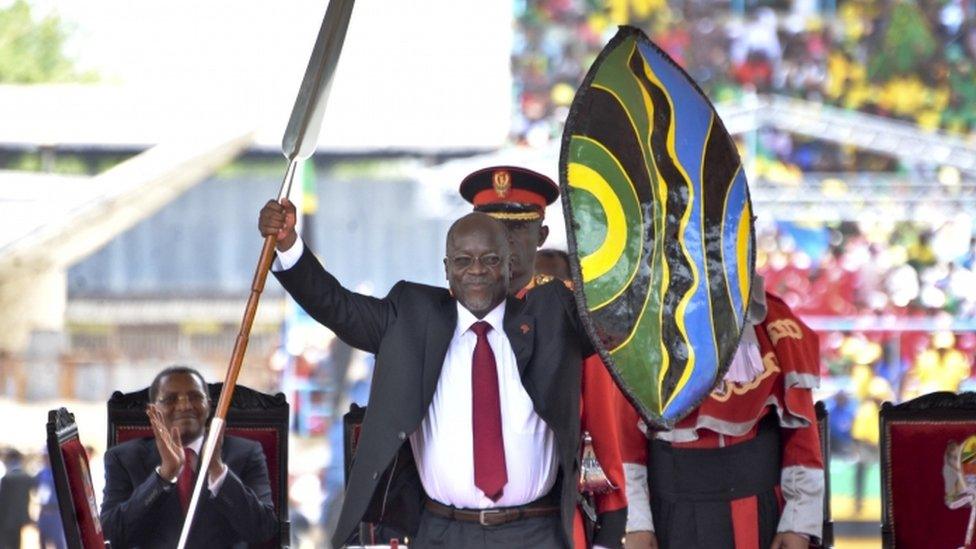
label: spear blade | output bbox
[281,0,356,161]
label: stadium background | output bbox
[1,0,975,547]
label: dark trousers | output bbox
[651,489,780,549]
[649,414,782,549]
[412,509,563,549]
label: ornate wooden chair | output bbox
[107,383,290,548]
[880,391,976,548]
[46,407,107,549]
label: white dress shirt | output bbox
[410,301,557,509]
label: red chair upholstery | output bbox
[107,383,290,548]
[815,401,834,548]
[880,392,976,548]
[46,408,107,549]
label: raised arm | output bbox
[259,199,397,353]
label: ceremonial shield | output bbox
[560,26,755,430]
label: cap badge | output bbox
[492,170,511,198]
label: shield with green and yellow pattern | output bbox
[560,26,755,430]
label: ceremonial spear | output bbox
[177,1,356,546]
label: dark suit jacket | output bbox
[0,466,33,531]
[100,435,278,548]
[275,246,594,549]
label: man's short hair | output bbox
[148,365,209,402]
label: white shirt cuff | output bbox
[777,465,824,540]
[624,463,654,533]
[155,465,178,484]
[208,463,229,496]
[272,238,305,272]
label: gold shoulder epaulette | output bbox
[533,274,555,286]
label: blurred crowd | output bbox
[758,217,976,318]
[0,445,92,548]
[758,215,975,501]
[818,327,974,513]
[13,3,976,539]
[756,213,976,515]
[512,0,976,146]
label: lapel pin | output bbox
[520,323,531,334]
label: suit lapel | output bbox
[421,295,458,408]
[503,295,535,377]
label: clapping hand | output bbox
[148,403,184,480]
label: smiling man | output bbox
[460,166,629,549]
[100,366,278,548]
[260,202,598,548]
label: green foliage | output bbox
[51,154,89,174]
[216,158,288,178]
[7,152,40,171]
[0,0,95,83]
[867,1,937,81]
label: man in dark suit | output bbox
[461,167,629,549]
[0,449,33,549]
[260,202,596,549]
[100,366,278,548]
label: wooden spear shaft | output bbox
[177,160,297,549]
[216,159,298,421]
[178,0,354,544]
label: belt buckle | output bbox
[479,508,505,526]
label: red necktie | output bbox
[178,447,197,514]
[470,321,507,501]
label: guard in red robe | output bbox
[620,283,824,549]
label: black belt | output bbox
[424,495,559,527]
[649,413,781,502]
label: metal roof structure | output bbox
[721,95,976,174]
[0,131,253,279]
[0,130,252,352]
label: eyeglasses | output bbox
[448,254,503,269]
[155,393,208,407]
